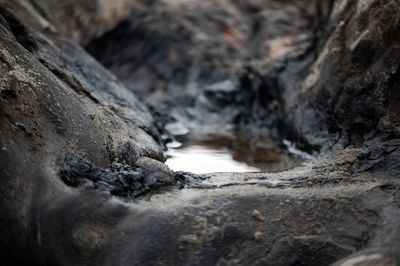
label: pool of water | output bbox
[165,134,303,174]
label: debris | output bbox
[88,112,96,120]
[61,154,174,199]
[252,209,265,222]
[179,234,200,245]
[254,231,263,242]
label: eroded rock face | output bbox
[0,2,170,264]
[0,0,399,265]
[86,0,333,135]
[284,0,400,153]
[0,0,139,44]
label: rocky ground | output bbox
[0,0,399,265]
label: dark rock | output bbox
[61,154,174,199]
[86,0,324,135]
[0,0,399,265]
[15,122,33,136]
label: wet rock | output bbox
[0,0,399,265]
[62,154,174,199]
[135,157,175,187]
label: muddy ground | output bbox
[0,0,399,265]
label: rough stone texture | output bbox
[87,0,332,136]
[0,0,399,266]
[0,2,170,264]
[284,0,400,153]
[0,0,139,44]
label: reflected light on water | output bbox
[166,144,260,173]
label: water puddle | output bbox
[165,133,304,174]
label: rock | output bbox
[179,234,201,246]
[135,157,175,187]
[165,122,190,136]
[336,254,397,266]
[254,231,263,242]
[61,154,174,199]
[88,113,96,120]
[251,209,265,222]
[85,0,323,133]
[1,0,138,44]
[0,0,399,265]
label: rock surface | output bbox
[0,0,399,265]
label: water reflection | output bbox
[165,133,302,174]
[166,144,260,173]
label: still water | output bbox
[165,134,303,174]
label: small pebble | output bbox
[179,234,200,245]
[179,234,201,245]
[252,209,265,221]
[254,231,263,242]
